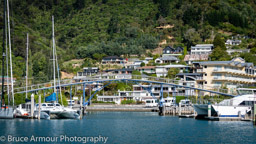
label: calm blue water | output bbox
[0,111,256,144]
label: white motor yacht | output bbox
[193,88,255,118]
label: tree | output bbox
[183,28,202,50]
[73,0,85,10]
[140,62,145,67]
[158,0,171,17]
[107,15,119,38]
[209,46,231,61]
[240,52,256,65]
[250,47,256,54]
[132,70,141,75]
[167,68,179,79]
[213,34,226,50]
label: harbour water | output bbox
[0,111,256,144]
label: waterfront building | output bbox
[155,56,179,64]
[156,64,190,77]
[126,64,141,70]
[176,73,198,95]
[184,54,209,65]
[190,44,214,55]
[97,84,180,104]
[225,39,242,46]
[192,57,256,92]
[77,67,99,77]
[102,56,127,65]
[136,66,156,74]
[162,46,184,57]
[226,49,250,55]
[104,68,133,74]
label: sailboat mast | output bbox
[7,0,14,106]
[1,0,7,108]
[52,16,56,93]
[5,9,9,104]
[26,33,29,99]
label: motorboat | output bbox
[193,88,256,118]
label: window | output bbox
[204,74,207,76]
[204,66,207,68]
[205,82,207,84]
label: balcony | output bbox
[196,77,205,81]
[212,77,255,83]
[212,69,253,77]
[196,69,204,73]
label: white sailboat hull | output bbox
[0,108,14,119]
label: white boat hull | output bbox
[0,108,14,119]
[212,105,251,118]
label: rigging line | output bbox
[54,39,63,105]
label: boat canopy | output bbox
[45,92,56,102]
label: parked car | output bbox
[145,99,158,107]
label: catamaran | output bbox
[41,93,80,119]
[193,88,255,118]
[40,16,80,119]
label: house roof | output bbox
[103,56,124,60]
[136,66,156,69]
[184,54,209,61]
[158,56,179,61]
[176,46,184,50]
[104,68,133,72]
[193,58,254,68]
[195,44,213,47]
[156,64,190,68]
[163,46,175,51]
[231,57,245,62]
[83,67,99,69]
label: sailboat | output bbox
[14,33,50,119]
[0,0,14,119]
[39,16,80,119]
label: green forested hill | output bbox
[0,0,256,82]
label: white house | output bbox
[136,66,156,74]
[190,44,214,55]
[225,39,242,46]
[156,64,190,77]
[155,56,179,64]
